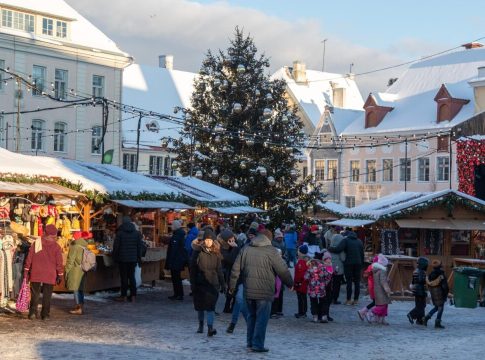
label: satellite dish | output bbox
[146,120,160,132]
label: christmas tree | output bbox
[174,27,325,224]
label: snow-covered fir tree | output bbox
[174,28,324,224]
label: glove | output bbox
[56,275,62,285]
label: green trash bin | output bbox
[453,267,484,308]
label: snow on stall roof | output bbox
[0,0,127,55]
[317,201,349,215]
[0,148,178,196]
[122,64,197,147]
[272,67,364,128]
[342,47,485,136]
[150,176,248,203]
[208,206,264,214]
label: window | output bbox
[0,59,4,91]
[2,10,34,32]
[303,166,308,179]
[54,122,66,152]
[31,119,44,151]
[91,126,102,154]
[32,65,46,96]
[123,154,137,172]
[345,196,355,208]
[418,157,430,182]
[92,75,104,97]
[437,157,449,181]
[399,158,411,182]
[149,156,164,175]
[382,159,393,182]
[2,10,12,28]
[350,160,360,182]
[164,157,170,175]
[327,160,337,180]
[56,21,67,38]
[170,159,176,176]
[42,18,53,36]
[315,160,325,181]
[54,69,68,99]
[366,160,376,182]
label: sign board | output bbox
[381,229,399,255]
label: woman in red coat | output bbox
[24,224,63,320]
[358,255,378,320]
[294,245,310,318]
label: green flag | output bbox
[102,149,114,164]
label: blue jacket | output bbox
[284,231,298,250]
[184,226,199,257]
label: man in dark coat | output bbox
[407,256,429,325]
[165,220,187,301]
[329,228,364,305]
[113,216,143,302]
[229,229,294,353]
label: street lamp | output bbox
[321,38,328,72]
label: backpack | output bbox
[81,247,97,272]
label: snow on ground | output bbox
[0,280,484,360]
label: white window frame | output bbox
[327,159,338,180]
[149,156,164,176]
[54,69,68,99]
[31,119,45,151]
[2,9,12,28]
[54,122,67,152]
[314,159,325,181]
[32,65,46,96]
[2,9,34,32]
[366,159,377,183]
[56,20,67,38]
[418,157,430,182]
[164,157,170,176]
[382,158,393,182]
[399,158,411,182]
[345,196,356,208]
[92,75,104,98]
[123,153,137,172]
[350,160,360,183]
[437,156,450,182]
[91,126,102,154]
[42,17,53,36]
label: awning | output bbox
[326,218,375,227]
[0,181,84,197]
[112,200,193,210]
[396,219,485,231]
[209,206,264,215]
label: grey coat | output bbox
[372,263,391,305]
[329,234,345,275]
[229,234,293,301]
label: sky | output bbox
[65,0,485,96]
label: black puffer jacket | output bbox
[165,228,187,271]
[329,231,364,266]
[427,267,449,306]
[113,219,143,263]
[412,257,429,297]
[229,234,293,301]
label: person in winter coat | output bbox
[322,251,334,322]
[236,224,248,248]
[24,224,63,320]
[272,229,286,256]
[229,229,293,353]
[324,226,337,250]
[329,233,345,304]
[423,259,449,329]
[367,254,392,325]
[329,229,364,305]
[165,220,187,301]
[305,225,321,258]
[284,224,298,267]
[113,216,143,302]
[407,256,429,325]
[304,252,332,323]
[358,255,379,321]
[65,231,91,315]
[184,223,199,259]
[298,224,309,247]
[270,248,286,318]
[190,228,225,337]
[294,245,310,318]
[218,229,239,314]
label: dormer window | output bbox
[42,18,53,36]
[363,94,394,128]
[1,9,34,32]
[434,84,469,123]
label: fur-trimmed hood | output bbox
[372,262,387,272]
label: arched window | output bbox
[438,103,451,122]
[54,121,67,152]
[31,119,44,151]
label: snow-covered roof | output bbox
[317,201,349,215]
[342,47,485,136]
[325,107,363,136]
[0,0,128,55]
[457,135,485,141]
[208,206,264,214]
[122,64,197,148]
[150,176,249,204]
[0,148,178,196]
[271,67,364,129]
[111,200,193,210]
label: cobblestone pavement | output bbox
[0,280,483,360]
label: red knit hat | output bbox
[81,231,93,239]
[310,224,319,233]
[73,231,83,240]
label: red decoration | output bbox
[456,138,485,196]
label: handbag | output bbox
[16,278,31,313]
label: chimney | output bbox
[292,60,307,83]
[462,42,484,50]
[468,66,485,114]
[159,54,173,69]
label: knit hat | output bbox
[81,231,93,239]
[72,231,82,240]
[377,253,389,267]
[259,229,273,241]
[257,224,266,232]
[274,229,283,239]
[172,220,182,231]
[249,221,259,230]
[45,224,58,236]
[310,224,319,233]
[220,229,234,242]
[323,251,332,261]
[431,259,442,268]
[298,244,308,255]
[314,252,323,260]
[202,228,216,241]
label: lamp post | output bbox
[321,38,328,72]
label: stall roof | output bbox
[326,218,375,227]
[317,201,349,216]
[396,219,485,231]
[208,206,265,215]
[112,200,193,210]
[0,182,84,197]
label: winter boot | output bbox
[406,312,414,324]
[312,315,318,323]
[320,315,328,323]
[435,319,445,329]
[357,308,368,321]
[207,325,217,337]
[226,323,236,334]
[69,304,83,315]
[196,321,204,333]
[365,311,375,324]
[423,315,431,327]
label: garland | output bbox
[456,139,485,196]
